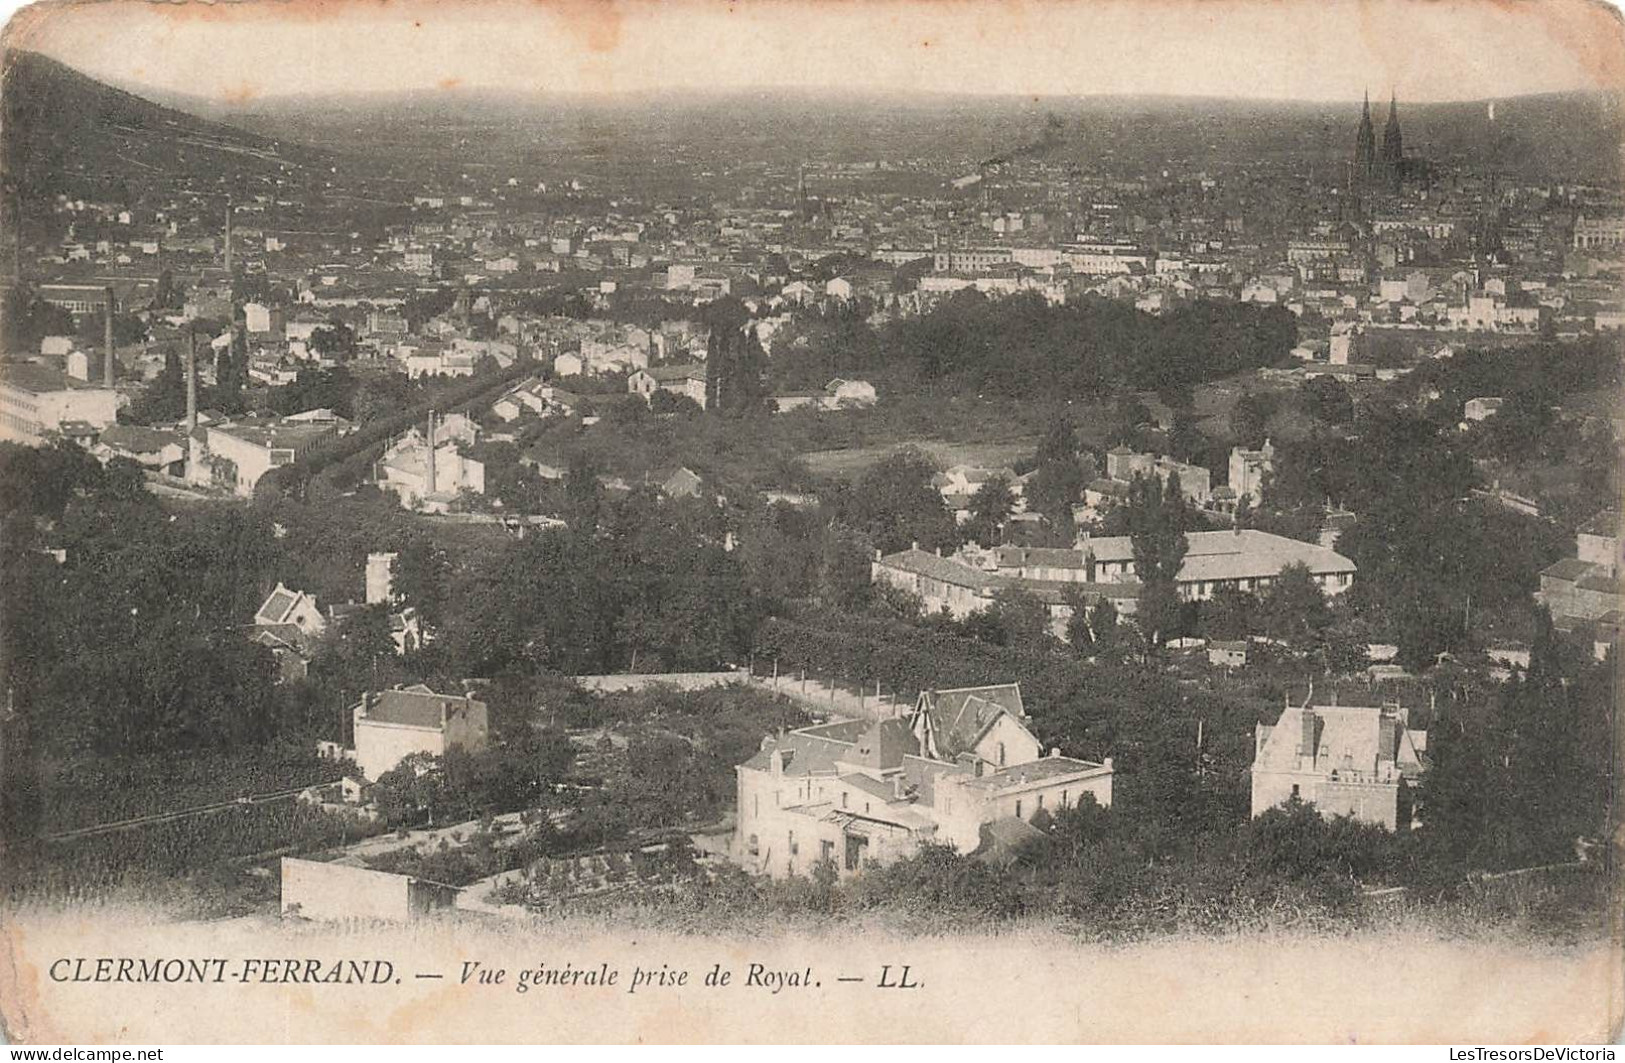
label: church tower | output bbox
[1354,91,1377,184]
[1381,92,1404,189]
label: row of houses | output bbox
[283,679,1432,921]
[733,682,1427,882]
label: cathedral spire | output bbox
[1354,89,1377,181]
[1381,90,1404,189]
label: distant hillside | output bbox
[4,50,1617,204]
[981,92,1625,183]
[172,81,1625,185]
[0,50,328,204]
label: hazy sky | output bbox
[6,0,1624,104]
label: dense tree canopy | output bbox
[769,292,1296,402]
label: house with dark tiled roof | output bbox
[734,684,1113,879]
[350,685,489,780]
[95,424,187,475]
[250,582,328,682]
[1538,510,1624,646]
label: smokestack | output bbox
[103,287,115,386]
[185,329,198,432]
[426,410,437,496]
[224,199,233,273]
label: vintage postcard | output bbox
[0,0,1622,1045]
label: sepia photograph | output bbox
[0,0,1621,1045]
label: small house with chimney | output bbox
[351,684,489,781]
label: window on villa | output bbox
[1015,799,1023,819]
[998,742,1006,767]
[841,792,848,809]
[789,831,798,855]
[753,795,759,817]
[1061,790,1069,808]
[1037,794,1044,809]
[748,834,759,856]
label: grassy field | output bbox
[800,438,1040,480]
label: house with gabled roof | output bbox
[656,466,704,499]
[628,363,708,409]
[734,683,1113,879]
[250,582,328,682]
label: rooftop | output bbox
[0,362,105,394]
[644,362,706,383]
[209,417,336,450]
[962,755,1112,792]
[357,687,486,730]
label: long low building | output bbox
[872,528,1356,635]
[997,530,1357,601]
[195,415,345,497]
[0,363,119,445]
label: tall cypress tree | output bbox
[1127,472,1190,651]
[701,297,763,415]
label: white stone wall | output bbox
[353,718,446,781]
[280,858,413,921]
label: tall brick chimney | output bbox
[103,287,115,385]
[185,329,197,432]
[425,410,437,496]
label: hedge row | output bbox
[254,361,533,502]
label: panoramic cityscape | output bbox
[0,1,1618,1040]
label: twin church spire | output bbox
[1354,89,1404,193]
